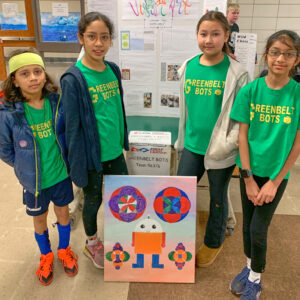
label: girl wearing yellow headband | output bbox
[0,48,78,285]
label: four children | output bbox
[0,9,299,300]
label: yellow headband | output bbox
[8,53,45,74]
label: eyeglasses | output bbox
[83,33,111,43]
[268,50,298,60]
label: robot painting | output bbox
[104,175,196,283]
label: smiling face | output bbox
[78,19,112,64]
[264,40,300,77]
[13,65,46,99]
[197,20,229,59]
[134,218,162,233]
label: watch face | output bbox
[240,169,253,178]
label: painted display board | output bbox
[104,175,197,283]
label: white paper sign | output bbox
[52,2,69,17]
[2,3,18,18]
[235,33,257,81]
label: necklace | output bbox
[24,98,48,132]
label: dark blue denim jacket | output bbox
[60,60,128,188]
[0,93,68,195]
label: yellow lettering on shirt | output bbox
[89,80,119,103]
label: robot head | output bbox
[134,216,162,233]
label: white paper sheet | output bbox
[52,3,69,17]
[234,33,257,81]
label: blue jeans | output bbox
[240,174,288,273]
[177,148,235,248]
[82,154,128,236]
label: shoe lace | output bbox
[243,279,260,297]
[94,240,103,251]
[60,246,78,266]
[36,253,53,277]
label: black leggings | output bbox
[82,154,128,236]
[240,174,288,273]
[177,148,235,248]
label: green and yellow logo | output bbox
[283,116,291,124]
[215,89,221,96]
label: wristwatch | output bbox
[239,169,253,178]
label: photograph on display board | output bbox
[160,94,179,108]
[104,175,197,283]
[143,92,152,108]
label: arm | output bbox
[0,113,15,167]
[256,130,300,205]
[239,122,260,205]
[60,75,88,187]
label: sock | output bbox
[246,257,251,269]
[35,229,52,255]
[57,222,71,250]
[249,269,261,283]
[87,234,97,246]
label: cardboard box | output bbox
[126,131,171,175]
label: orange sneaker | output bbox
[36,252,54,286]
[57,246,78,276]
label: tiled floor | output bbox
[0,160,299,299]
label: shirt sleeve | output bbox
[230,83,251,124]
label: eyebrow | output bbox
[270,47,295,51]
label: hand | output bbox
[228,53,237,60]
[244,177,260,205]
[256,180,278,205]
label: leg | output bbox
[102,153,129,175]
[152,254,164,269]
[82,170,103,236]
[249,177,288,273]
[205,165,235,248]
[177,148,205,182]
[132,254,144,268]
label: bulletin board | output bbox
[87,0,210,118]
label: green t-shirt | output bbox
[184,54,230,154]
[230,77,300,180]
[24,98,68,189]
[76,60,124,162]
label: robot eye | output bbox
[152,225,156,229]
[140,224,145,228]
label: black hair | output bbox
[78,12,115,38]
[264,30,300,77]
[196,11,230,55]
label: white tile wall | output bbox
[235,1,300,77]
[278,5,300,17]
[239,5,254,17]
[253,5,279,17]
[254,0,279,4]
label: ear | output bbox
[225,30,230,43]
[263,53,268,63]
[293,55,300,68]
[13,77,19,88]
[77,33,84,46]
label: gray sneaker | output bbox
[84,239,104,269]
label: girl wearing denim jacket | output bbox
[0,49,78,286]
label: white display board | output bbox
[87,0,237,117]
